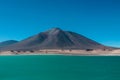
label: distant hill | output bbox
[0,40,18,48]
[0,28,110,51]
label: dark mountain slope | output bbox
[0,40,18,48]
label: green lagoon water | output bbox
[0,55,120,80]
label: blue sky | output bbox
[0,0,120,47]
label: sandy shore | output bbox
[0,49,120,56]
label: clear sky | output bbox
[0,0,120,47]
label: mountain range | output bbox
[0,40,18,48]
[0,28,112,51]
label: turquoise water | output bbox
[0,55,120,80]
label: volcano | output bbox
[0,28,107,51]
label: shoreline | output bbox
[0,49,120,56]
[0,52,120,56]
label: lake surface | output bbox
[0,55,120,80]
